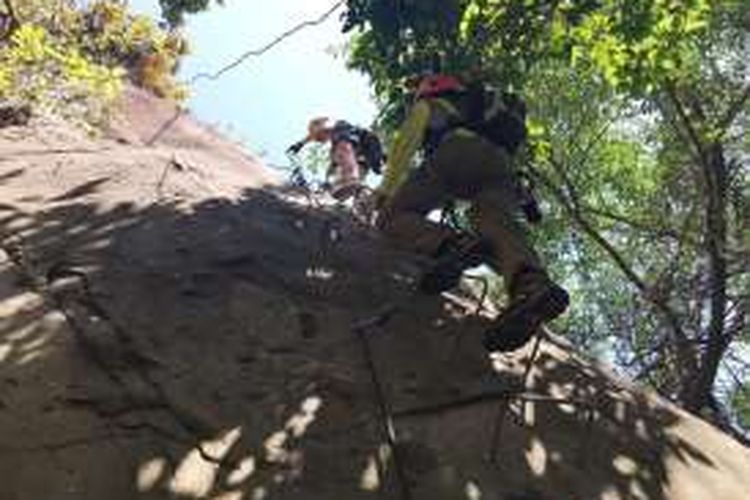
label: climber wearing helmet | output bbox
[376,73,569,352]
[288,117,384,201]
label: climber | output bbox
[287,117,384,201]
[375,73,569,352]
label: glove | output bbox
[516,173,542,224]
[286,140,306,155]
[372,189,388,211]
[521,199,542,224]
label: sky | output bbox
[128,0,378,167]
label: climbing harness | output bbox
[283,152,378,227]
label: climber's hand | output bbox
[286,140,305,155]
[522,200,543,224]
[372,189,388,212]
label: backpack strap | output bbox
[329,121,385,176]
[330,121,360,147]
[421,95,466,155]
[421,85,527,155]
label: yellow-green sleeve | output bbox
[378,100,431,198]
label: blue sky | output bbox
[129,0,377,166]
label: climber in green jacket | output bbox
[376,73,569,352]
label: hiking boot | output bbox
[483,282,569,352]
[419,235,492,295]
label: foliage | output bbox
[0,23,123,126]
[732,384,750,430]
[0,0,188,127]
[344,0,716,121]
[157,0,225,27]
[75,0,189,99]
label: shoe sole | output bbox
[418,263,463,294]
[418,248,487,295]
[483,286,569,352]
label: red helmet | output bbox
[415,74,464,99]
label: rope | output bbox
[187,1,345,85]
[352,305,412,500]
[487,330,544,463]
[145,1,346,146]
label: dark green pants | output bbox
[377,130,547,295]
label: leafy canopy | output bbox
[157,0,225,27]
[344,0,714,119]
[343,0,750,433]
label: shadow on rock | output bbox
[0,185,743,500]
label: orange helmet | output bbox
[415,74,464,99]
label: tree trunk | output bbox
[680,142,731,412]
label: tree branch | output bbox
[582,205,698,245]
[664,81,708,165]
[1,0,15,19]
[0,0,19,39]
[656,83,738,412]
[716,83,750,138]
[531,159,697,382]
[706,393,750,447]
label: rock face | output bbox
[0,97,749,500]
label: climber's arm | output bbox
[286,139,308,155]
[378,100,430,198]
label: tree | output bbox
[1,1,189,125]
[342,0,750,437]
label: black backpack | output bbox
[428,85,528,155]
[331,121,385,175]
[468,86,527,154]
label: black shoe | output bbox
[418,237,490,295]
[483,283,569,352]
